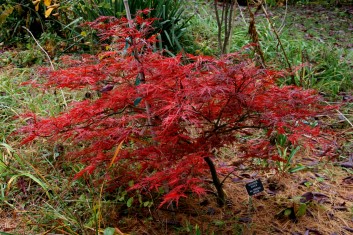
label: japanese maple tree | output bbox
[18,12,335,207]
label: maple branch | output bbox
[223,124,265,134]
[191,105,213,124]
[220,166,239,186]
[32,105,137,139]
[123,0,155,141]
[215,98,231,128]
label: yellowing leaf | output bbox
[45,7,54,18]
[43,0,51,6]
[0,6,14,25]
[32,0,40,5]
[109,140,124,168]
[32,0,41,11]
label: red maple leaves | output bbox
[18,14,335,206]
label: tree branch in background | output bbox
[22,26,54,71]
[213,0,237,55]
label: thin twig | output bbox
[336,110,353,128]
[279,0,288,34]
[214,0,223,54]
[224,0,236,54]
[260,4,294,83]
[324,101,353,128]
[22,26,54,71]
[22,26,69,109]
[220,167,238,186]
[235,0,247,26]
[214,0,236,55]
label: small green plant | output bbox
[276,196,309,222]
[275,134,304,173]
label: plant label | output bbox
[245,179,264,196]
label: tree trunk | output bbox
[204,156,225,207]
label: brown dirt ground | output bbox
[0,209,27,234]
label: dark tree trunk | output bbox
[204,156,225,207]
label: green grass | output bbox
[0,65,104,234]
[184,3,353,96]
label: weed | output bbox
[275,134,304,173]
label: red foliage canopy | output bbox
[18,14,335,206]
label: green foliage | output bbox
[275,135,303,173]
[0,0,86,57]
[71,0,190,54]
[185,2,353,96]
[0,48,45,68]
[276,194,312,222]
[0,4,14,25]
[1,0,190,56]
[183,4,219,55]
[0,1,49,44]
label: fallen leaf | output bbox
[314,173,329,180]
[206,207,215,215]
[333,202,347,211]
[45,8,54,18]
[100,84,114,93]
[340,162,353,168]
[312,192,330,203]
[305,228,323,235]
[332,206,347,211]
[43,0,51,6]
[239,173,251,178]
[342,227,353,232]
[238,217,252,223]
[342,176,353,184]
[300,192,314,203]
[300,192,330,204]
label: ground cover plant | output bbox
[1,1,353,234]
